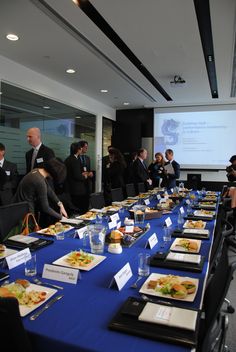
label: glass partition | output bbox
[0,81,96,174]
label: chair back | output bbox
[111,188,124,202]
[125,183,136,197]
[137,183,146,193]
[0,201,29,242]
[89,192,105,209]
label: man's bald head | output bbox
[27,127,41,147]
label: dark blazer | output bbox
[25,144,55,174]
[132,158,150,183]
[0,160,18,205]
[64,155,88,196]
[164,160,180,189]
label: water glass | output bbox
[163,226,172,242]
[133,205,146,224]
[25,253,37,276]
[86,224,106,254]
[56,230,65,240]
[138,253,150,277]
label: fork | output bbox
[130,276,143,289]
[33,278,63,290]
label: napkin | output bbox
[166,252,201,264]
[138,302,198,331]
[183,228,209,235]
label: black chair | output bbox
[111,188,124,202]
[0,201,29,242]
[125,183,136,197]
[137,183,146,194]
[0,297,32,351]
[197,240,236,351]
[89,192,105,209]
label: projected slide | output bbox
[154,110,236,169]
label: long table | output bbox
[5,196,217,352]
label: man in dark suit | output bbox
[132,148,152,191]
[0,143,18,205]
[164,149,180,189]
[64,142,90,214]
[25,127,55,174]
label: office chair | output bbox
[0,202,29,242]
[125,183,136,197]
[111,188,124,202]
[197,240,236,352]
[89,192,105,209]
[0,297,32,351]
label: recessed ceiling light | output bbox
[6,33,19,41]
[43,106,50,109]
[72,0,79,4]
[0,92,2,95]
[75,116,81,119]
[66,68,76,74]
[123,102,130,105]
[100,89,108,93]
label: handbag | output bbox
[20,212,41,235]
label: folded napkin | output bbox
[166,252,201,264]
[138,302,198,331]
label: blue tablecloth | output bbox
[5,198,216,352]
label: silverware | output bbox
[141,294,173,306]
[29,294,63,320]
[130,276,143,289]
[33,278,63,290]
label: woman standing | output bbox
[148,152,165,187]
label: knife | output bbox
[29,294,64,320]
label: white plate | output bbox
[6,283,57,317]
[0,248,18,259]
[183,220,206,229]
[60,217,84,225]
[52,252,106,271]
[193,210,215,217]
[76,214,97,221]
[139,273,199,302]
[198,203,216,209]
[37,225,74,236]
[183,228,209,235]
[170,238,201,253]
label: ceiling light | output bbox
[43,106,50,109]
[66,68,76,74]
[100,89,108,93]
[170,75,186,87]
[75,116,81,119]
[72,0,79,4]
[0,92,2,95]
[123,102,130,105]
[6,33,19,41]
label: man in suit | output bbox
[164,149,180,189]
[25,127,55,174]
[132,148,152,191]
[0,143,18,205]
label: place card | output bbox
[117,221,121,229]
[186,199,191,205]
[146,233,158,249]
[42,263,79,284]
[125,225,134,233]
[165,217,172,227]
[110,213,120,222]
[156,194,161,200]
[180,206,184,214]
[75,226,87,239]
[109,262,133,291]
[144,198,150,205]
[108,220,118,230]
[6,248,31,270]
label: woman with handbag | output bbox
[13,158,68,226]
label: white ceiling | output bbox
[0,0,236,110]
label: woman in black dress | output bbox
[148,152,165,187]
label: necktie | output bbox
[31,148,38,170]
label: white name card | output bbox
[117,221,121,229]
[6,248,31,270]
[186,199,191,205]
[110,213,120,222]
[108,220,117,230]
[109,262,133,291]
[146,233,158,249]
[165,217,172,227]
[6,170,10,176]
[180,207,184,214]
[156,194,161,200]
[125,225,134,233]
[144,199,150,205]
[75,226,87,239]
[42,264,79,284]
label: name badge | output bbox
[6,170,10,176]
[144,199,150,205]
[171,188,174,193]
[6,248,31,270]
[42,264,79,284]
[36,157,43,163]
[83,167,87,172]
[109,262,133,291]
[180,206,184,214]
[165,217,172,227]
[110,213,120,222]
[146,233,158,249]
